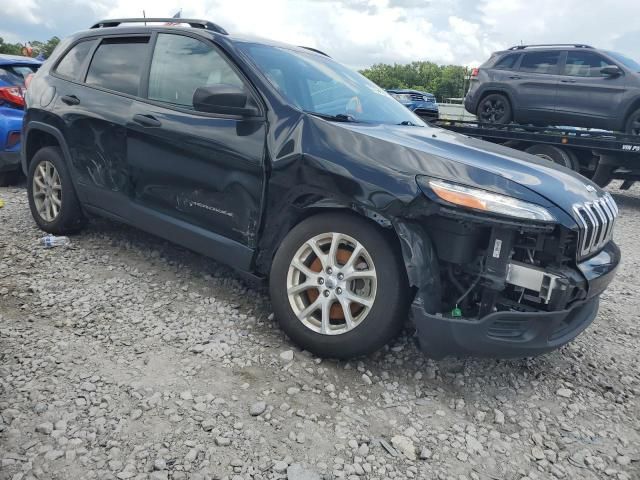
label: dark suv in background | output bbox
[22,20,620,359]
[465,44,640,135]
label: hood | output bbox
[330,121,603,216]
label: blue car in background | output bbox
[0,54,41,185]
[387,89,439,121]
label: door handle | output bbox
[560,79,577,83]
[132,114,162,128]
[61,95,80,106]
[509,75,522,79]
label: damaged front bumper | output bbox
[411,241,620,358]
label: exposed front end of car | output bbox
[406,178,620,358]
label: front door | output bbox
[127,32,266,263]
[555,50,627,130]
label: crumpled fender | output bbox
[393,220,441,315]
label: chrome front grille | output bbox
[410,93,425,101]
[573,193,618,258]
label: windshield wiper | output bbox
[398,120,423,126]
[305,111,356,122]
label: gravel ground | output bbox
[1,182,639,480]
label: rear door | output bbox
[554,50,627,129]
[126,32,266,258]
[52,35,151,210]
[512,50,561,123]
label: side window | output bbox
[86,37,150,96]
[564,51,611,77]
[494,54,520,70]
[55,40,95,81]
[148,34,244,108]
[519,51,560,74]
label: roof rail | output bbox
[508,43,593,50]
[90,18,228,35]
[299,46,331,57]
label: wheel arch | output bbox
[254,197,405,278]
[22,122,71,175]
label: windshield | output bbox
[0,64,39,86]
[238,43,425,125]
[605,51,640,72]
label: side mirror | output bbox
[600,65,622,77]
[193,84,260,116]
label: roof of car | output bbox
[73,22,329,57]
[497,45,599,55]
[0,54,43,66]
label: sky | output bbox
[1,0,640,70]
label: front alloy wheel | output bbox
[287,232,377,335]
[270,213,409,359]
[625,109,640,136]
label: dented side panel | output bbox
[126,100,266,247]
[255,112,424,273]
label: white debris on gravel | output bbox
[1,183,639,480]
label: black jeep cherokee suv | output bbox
[22,19,620,359]
[465,43,640,134]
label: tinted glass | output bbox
[86,37,149,96]
[519,51,560,74]
[605,50,640,72]
[564,51,610,77]
[239,43,424,125]
[0,64,38,86]
[494,54,519,70]
[148,34,243,107]
[55,41,94,80]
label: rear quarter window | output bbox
[55,40,96,81]
[493,53,520,70]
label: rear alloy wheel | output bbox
[32,160,62,222]
[625,108,640,136]
[478,93,512,124]
[27,146,86,234]
[525,144,578,170]
[270,213,408,358]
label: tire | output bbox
[269,212,409,358]
[477,93,512,124]
[27,146,86,234]
[0,170,21,187]
[625,108,640,136]
[525,144,578,170]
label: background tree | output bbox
[360,62,470,101]
[0,36,60,58]
[0,37,22,56]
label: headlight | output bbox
[419,178,555,222]
[391,93,412,103]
